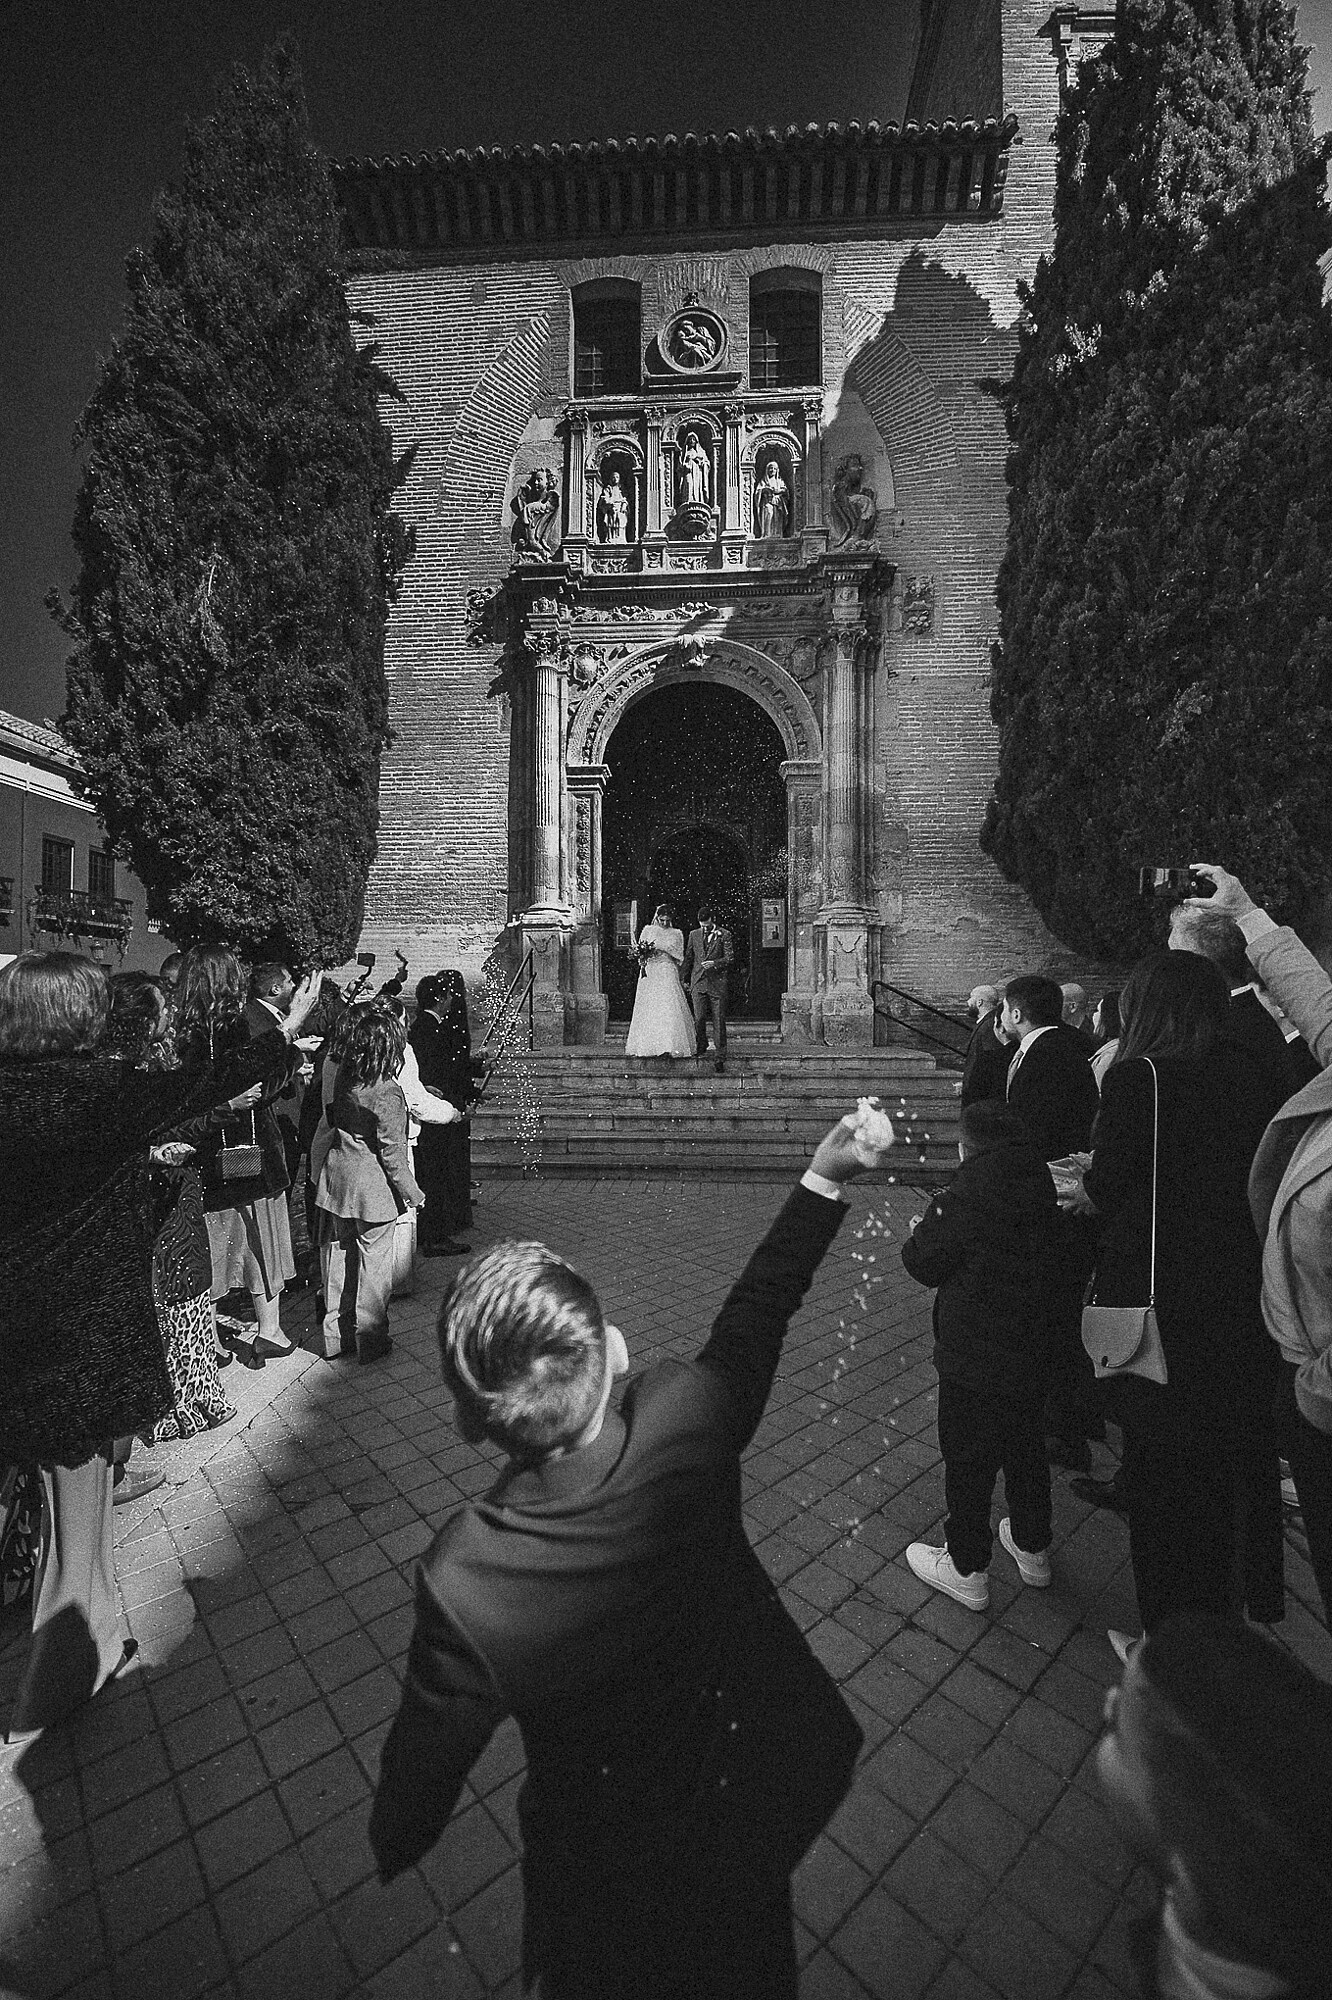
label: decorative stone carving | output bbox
[510,468,561,559]
[902,575,935,636]
[589,554,632,574]
[659,305,728,374]
[753,458,790,540]
[831,455,878,546]
[466,585,509,647]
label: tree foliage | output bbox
[982,0,1332,956]
[54,41,413,963]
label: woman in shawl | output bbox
[410,972,482,1256]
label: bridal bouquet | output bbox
[634,939,655,974]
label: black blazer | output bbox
[1224,988,1300,1124]
[959,1012,1013,1109]
[901,1137,1058,1398]
[1006,1023,1099,1160]
[1083,1047,1274,1427]
[369,1184,861,1992]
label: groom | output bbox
[683,903,733,1073]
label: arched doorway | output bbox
[601,682,787,1023]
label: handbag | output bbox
[220,1107,263,1183]
[1081,1057,1168,1386]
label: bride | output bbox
[625,904,696,1058]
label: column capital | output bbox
[565,761,611,796]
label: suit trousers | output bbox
[692,985,727,1057]
[538,1878,796,2000]
[9,1454,122,1733]
[1275,1360,1332,1629]
[317,1212,397,1360]
[937,1379,1052,1577]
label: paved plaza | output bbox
[3,1173,1329,2000]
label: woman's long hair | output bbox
[0,952,110,1057]
[1093,988,1121,1047]
[174,945,245,1067]
[1115,950,1229,1067]
[339,1002,407,1086]
[105,972,168,1065]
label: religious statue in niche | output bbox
[510,467,560,558]
[596,469,630,544]
[678,431,711,508]
[831,454,879,546]
[753,458,790,539]
[674,317,719,368]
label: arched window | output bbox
[748,268,822,390]
[572,280,641,397]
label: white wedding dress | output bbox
[625,924,696,1057]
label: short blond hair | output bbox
[439,1240,607,1456]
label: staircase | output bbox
[473,1023,962,1185]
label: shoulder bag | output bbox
[220,1107,263,1183]
[1081,1057,1168,1385]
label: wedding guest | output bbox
[1002,974,1101,1472]
[410,972,480,1256]
[1064,951,1277,1647]
[1061,982,1094,1043]
[176,947,305,1365]
[1099,1616,1332,2000]
[313,1003,423,1362]
[1090,989,1121,1091]
[0,951,313,1736]
[1187,863,1332,1627]
[959,983,1012,1109]
[901,1101,1058,1611]
[369,1117,872,1999]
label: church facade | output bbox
[334,1,1115,1043]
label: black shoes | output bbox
[1070,1473,1130,1517]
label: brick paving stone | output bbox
[5,1176,1329,2000]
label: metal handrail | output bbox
[480,948,536,1050]
[871,979,971,1059]
[474,951,536,1105]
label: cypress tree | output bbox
[53,41,413,963]
[982,0,1332,957]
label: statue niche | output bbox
[753,457,791,539]
[586,439,643,545]
[741,430,803,545]
[668,424,717,541]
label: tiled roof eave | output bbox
[334,113,1017,263]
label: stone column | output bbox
[643,405,666,545]
[721,402,746,560]
[563,405,589,561]
[566,763,610,1044]
[779,757,822,1042]
[813,553,889,1047]
[519,598,576,1044]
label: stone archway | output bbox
[563,641,823,1041]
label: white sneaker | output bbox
[906,1542,989,1611]
[999,1518,1052,1588]
[1108,1628,1141,1668]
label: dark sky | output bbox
[3,0,1330,725]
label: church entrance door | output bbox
[600,682,786,1024]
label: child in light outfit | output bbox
[900,1100,1058,1610]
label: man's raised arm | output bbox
[1187,864,1332,1070]
[697,1118,866,1451]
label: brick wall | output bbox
[346,2,1117,1006]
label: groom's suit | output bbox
[683,921,734,1060]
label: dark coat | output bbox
[1224,989,1301,1125]
[409,988,479,1111]
[0,1031,292,1465]
[1083,1047,1274,1430]
[959,1011,1013,1109]
[1006,1023,1099,1161]
[901,1137,1058,1399]
[369,1184,861,1995]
